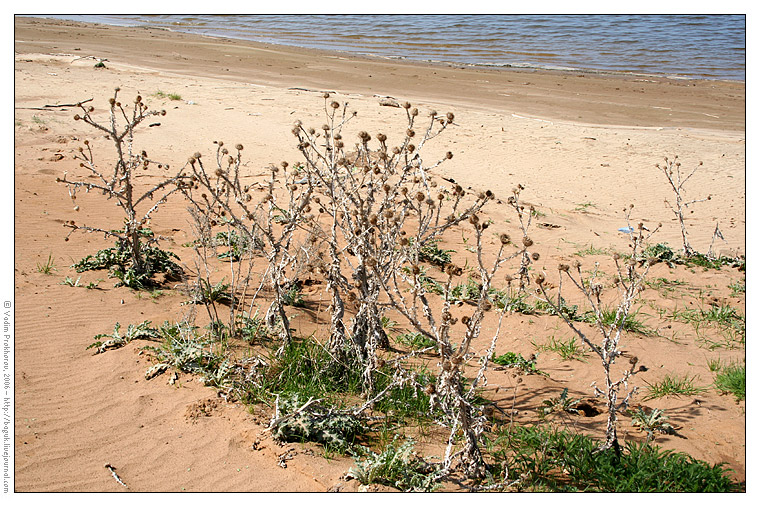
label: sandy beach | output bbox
[13,16,745,492]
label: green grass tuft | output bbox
[713,362,745,401]
[488,424,740,492]
[643,374,707,400]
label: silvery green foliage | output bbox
[87,320,158,353]
[142,322,228,383]
[347,437,440,492]
[631,407,675,441]
[270,394,362,451]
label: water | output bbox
[41,14,745,81]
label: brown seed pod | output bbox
[522,237,534,247]
[500,233,511,245]
[531,252,540,261]
[534,273,545,285]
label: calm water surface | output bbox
[43,14,745,81]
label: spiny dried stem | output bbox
[656,155,711,257]
[57,89,188,284]
[536,207,657,454]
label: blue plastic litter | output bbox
[618,227,634,233]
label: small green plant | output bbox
[492,351,545,375]
[36,253,56,274]
[93,61,106,69]
[418,239,454,268]
[236,310,272,344]
[706,357,725,372]
[630,407,675,442]
[540,388,581,418]
[347,438,440,492]
[643,374,707,400]
[447,277,483,304]
[530,207,546,218]
[154,90,182,100]
[87,320,158,354]
[532,336,588,362]
[395,331,437,351]
[189,278,234,305]
[282,284,305,307]
[671,304,745,345]
[646,276,689,297]
[73,240,182,290]
[573,244,615,257]
[728,278,745,296]
[142,321,228,383]
[574,202,597,213]
[60,275,81,287]
[269,393,363,453]
[84,280,102,290]
[596,306,651,335]
[713,361,745,401]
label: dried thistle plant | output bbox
[57,88,188,285]
[180,142,318,349]
[536,206,659,454]
[656,155,711,257]
[376,188,535,480]
[292,96,490,392]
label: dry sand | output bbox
[12,16,745,492]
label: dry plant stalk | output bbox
[377,189,534,480]
[57,88,187,275]
[292,96,490,390]
[180,142,319,347]
[537,206,659,454]
[656,155,711,257]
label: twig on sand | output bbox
[16,98,94,111]
[104,462,128,488]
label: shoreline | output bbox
[31,14,747,83]
[15,16,745,133]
